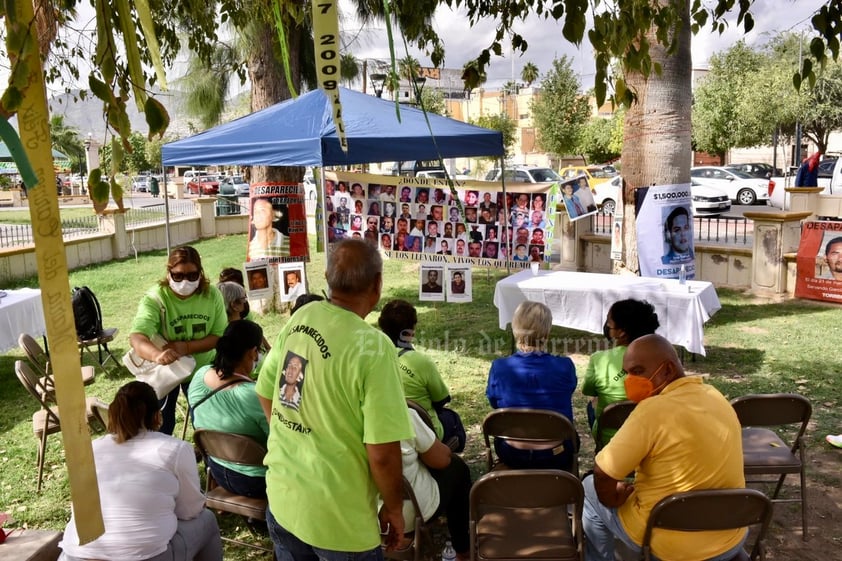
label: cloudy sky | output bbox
[344,0,827,91]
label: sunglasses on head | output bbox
[170,270,201,282]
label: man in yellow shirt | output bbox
[583,334,746,561]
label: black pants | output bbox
[429,454,472,554]
[159,382,190,436]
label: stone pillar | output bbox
[786,187,822,215]
[194,198,217,238]
[100,209,129,258]
[552,209,582,271]
[744,211,811,294]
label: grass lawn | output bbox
[1,233,840,559]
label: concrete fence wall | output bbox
[0,198,250,284]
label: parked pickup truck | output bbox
[768,158,836,209]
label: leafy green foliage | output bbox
[470,113,517,158]
[577,115,621,163]
[418,88,447,116]
[99,133,155,174]
[49,115,85,172]
[530,56,590,158]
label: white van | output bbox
[182,170,207,183]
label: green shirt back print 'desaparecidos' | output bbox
[256,300,413,552]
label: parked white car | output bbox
[768,158,838,209]
[690,166,770,205]
[594,176,731,216]
[220,175,250,196]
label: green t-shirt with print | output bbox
[129,284,227,373]
[256,301,413,552]
[187,365,269,477]
[397,349,450,439]
[582,345,628,443]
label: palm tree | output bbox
[49,115,85,172]
[340,53,360,87]
[399,55,422,101]
[181,40,242,129]
[521,62,539,87]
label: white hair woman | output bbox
[485,301,578,470]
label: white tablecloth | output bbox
[0,288,45,354]
[493,270,721,355]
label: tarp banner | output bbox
[326,171,556,266]
[246,183,308,263]
[636,183,696,280]
[794,220,842,303]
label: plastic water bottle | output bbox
[442,540,457,561]
[678,264,687,285]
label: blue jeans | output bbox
[266,506,384,561]
[207,456,266,499]
[159,382,190,436]
[582,476,747,561]
[494,437,576,472]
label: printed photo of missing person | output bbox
[415,187,430,204]
[432,187,447,205]
[350,182,366,199]
[446,265,472,302]
[381,201,396,218]
[419,266,445,302]
[349,214,363,231]
[428,204,444,222]
[380,233,393,252]
[483,240,499,259]
[399,185,414,203]
[404,235,423,253]
[463,190,479,207]
[464,207,478,224]
[367,183,382,199]
[437,238,453,255]
[279,351,306,411]
[529,244,545,262]
[281,266,306,303]
[247,267,269,291]
[485,225,499,242]
[529,227,546,246]
[661,205,694,265]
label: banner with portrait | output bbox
[246,183,308,263]
[325,171,557,268]
[559,175,598,221]
[794,220,842,303]
[279,262,307,303]
[635,184,695,280]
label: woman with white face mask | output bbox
[129,246,228,435]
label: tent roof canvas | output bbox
[0,143,67,161]
[162,87,503,167]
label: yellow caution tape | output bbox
[10,1,104,544]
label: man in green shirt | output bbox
[257,239,413,560]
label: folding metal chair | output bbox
[640,488,773,561]
[482,408,580,477]
[14,360,101,492]
[193,429,272,553]
[18,333,95,398]
[470,469,584,561]
[78,327,119,373]
[594,400,636,453]
[730,393,811,541]
[382,477,432,561]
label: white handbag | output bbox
[122,296,197,399]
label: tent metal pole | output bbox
[317,166,329,261]
[162,164,171,255]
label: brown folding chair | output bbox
[382,477,432,561]
[730,393,810,541]
[78,327,119,373]
[192,429,271,553]
[640,488,773,561]
[482,408,580,477]
[14,360,101,492]
[406,399,460,452]
[470,469,584,561]
[594,401,636,453]
[18,333,95,398]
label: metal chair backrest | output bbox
[407,399,436,432]
[193,429,267,467]
[482,408,579,473]
[470,469,584,561]
[641,488,773,561]
[14,360,59,426]
[18,333,50,375]
[595,400,636,450]
[730,393,811,447]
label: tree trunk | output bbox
[617,2,692,275]
[248,21,305,183]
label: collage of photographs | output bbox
[324,178,552,263]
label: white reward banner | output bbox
[635,183,695,280]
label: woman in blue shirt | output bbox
[486,301,578,471]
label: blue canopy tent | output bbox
[161,87,504,166]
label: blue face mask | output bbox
[397,329,415,349]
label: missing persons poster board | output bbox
[795,221,842,303]
[559,175,598,221]
[635,184,695,280]
[446,264,473,303]
[610,189,624,261]
[244,260,273,299]
[419,264,445,302]
[246,183,308,263]
[325,171,557,269]
[279,262,307,303]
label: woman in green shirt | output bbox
[582,299,660,450]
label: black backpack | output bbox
[72,286,103,340]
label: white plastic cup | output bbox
[530,262,540,275]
